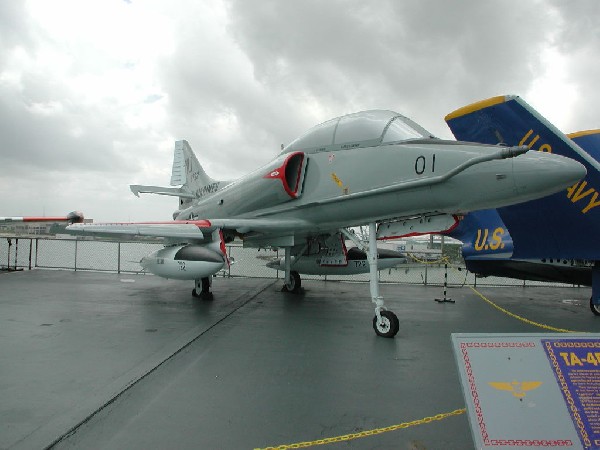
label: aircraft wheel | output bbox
[192,277,213,300]
[590,297,600,316]
[282,270,301,293]
[372,310,399,338]
[192,288,214,300]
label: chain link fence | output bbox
[0,236,581,288]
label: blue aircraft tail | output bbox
[569,129,600,160]
[449,210,513,260]
[445,95,598,260]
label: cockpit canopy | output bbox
[281,110,435,154]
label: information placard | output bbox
[543,339,600,448]
[452,334,600,450]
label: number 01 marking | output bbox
[415,154,436,175]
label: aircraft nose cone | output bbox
[513,152,586,198]
[559,155,587,185]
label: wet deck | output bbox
[0,270,596,449]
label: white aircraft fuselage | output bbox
[176,138,583,247]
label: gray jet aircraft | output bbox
[67,110,586,337]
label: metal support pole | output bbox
[14,238,18,269]
[368,222,384,315]
[284,246,291,286]
[117,242,121,274]
[28,239,33,270]
[227,244,232,277]
[435,263,455,303]
[74,239,78,272]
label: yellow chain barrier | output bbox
[406,253,448,265]
[254,408,466,450]
[409,254,583,333]
[466,285,580,333]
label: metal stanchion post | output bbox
[435,263,455,303]
[6,238,11,271]
[28,239,33,270]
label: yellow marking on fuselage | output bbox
[331,172,344,188]
[330,173,350,195]
[474,227,506,252]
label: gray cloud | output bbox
[0,0,596,220]
[222,0,557,131]
[546,0,600,132]
[0,2,34,57]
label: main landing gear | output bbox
[343,224,400,338]
[282,270,302,293]
[280,245,303,294]
[192,277,213,300]
[279,225,399,337]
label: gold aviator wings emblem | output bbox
[488,381,543,399]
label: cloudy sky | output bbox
[1,0,598,221]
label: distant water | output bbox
[0,236,566,287]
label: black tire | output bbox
[192,277,213,300]
[590,296,600,316]
[201,277,211,293]
[372,310,400,338]
[282,271,302,293]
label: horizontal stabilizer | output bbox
[130,185,195,199]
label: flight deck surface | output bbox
[1,270,597,449]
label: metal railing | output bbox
[0,236,577,288]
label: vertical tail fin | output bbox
[170,140,221,209]
[445,95,600,259]
[130,140,228,209]
[445,95,600,171]
[170,140,216,189]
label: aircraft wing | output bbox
[66,217,313,245]
[67,220,214,240]
[445,95,600,260]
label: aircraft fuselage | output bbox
[177,140,584,245]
